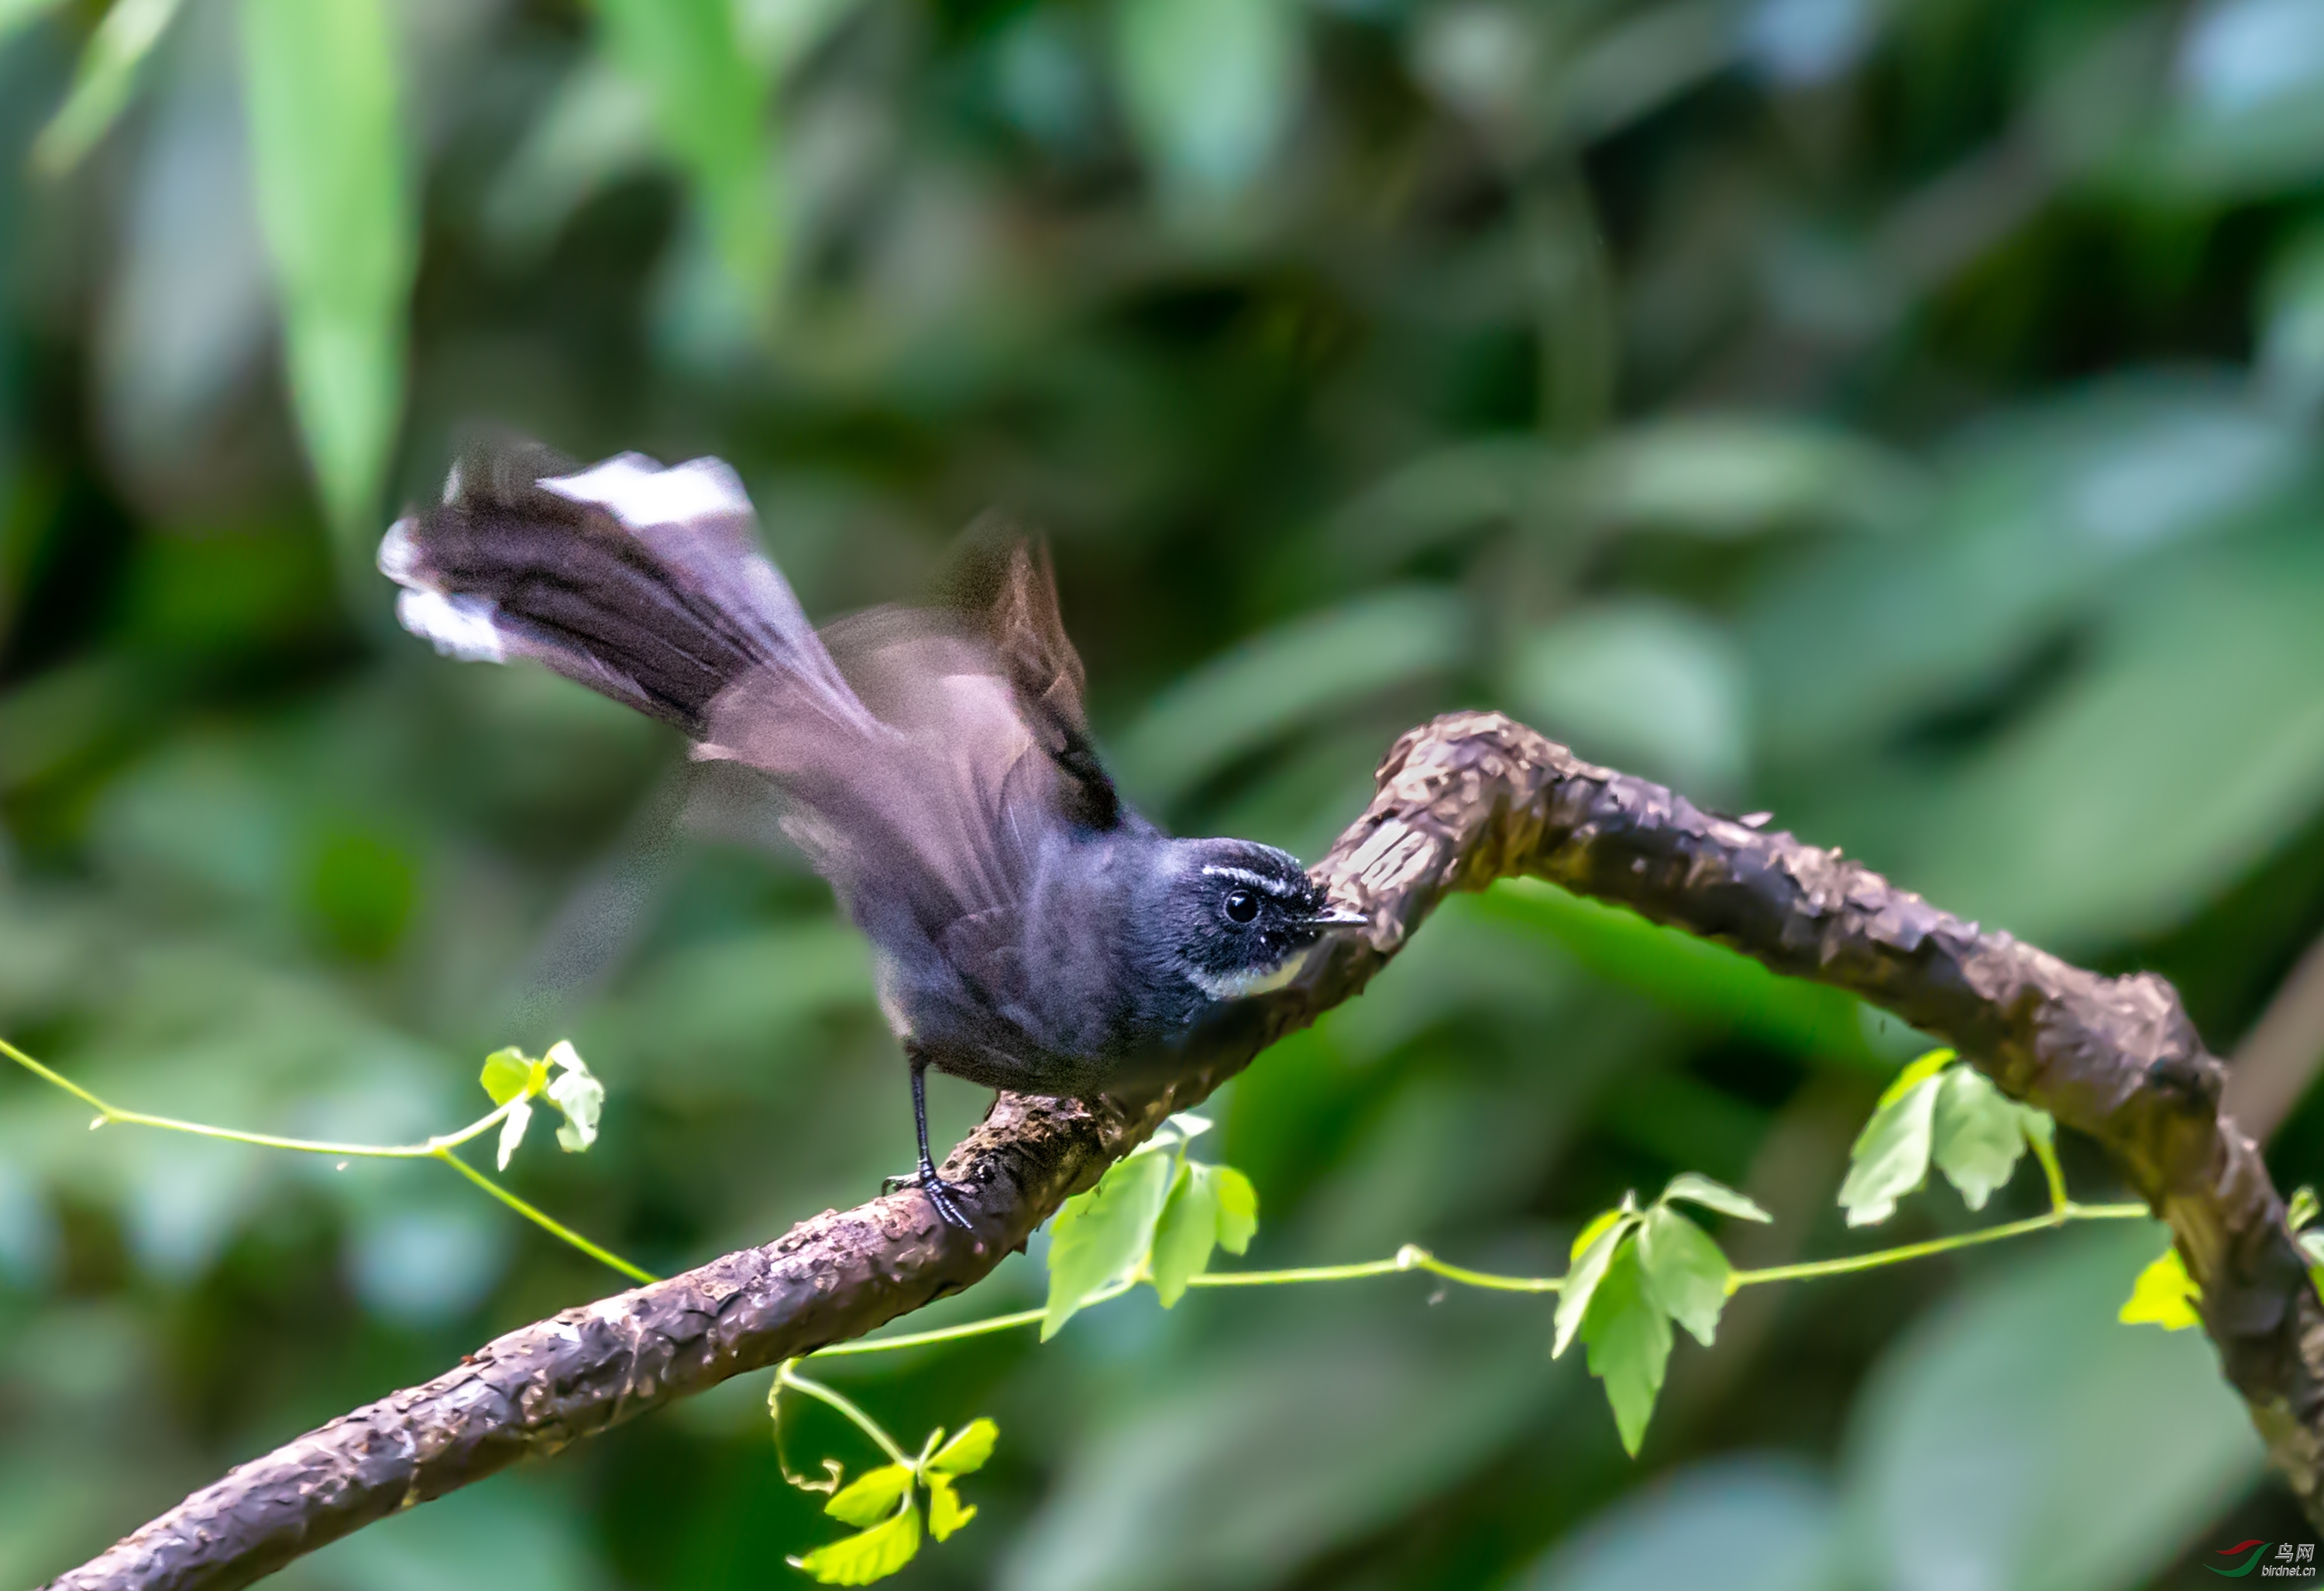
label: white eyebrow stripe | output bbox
[1202,864,1302,898]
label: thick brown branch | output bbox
[43,713,2324,1590]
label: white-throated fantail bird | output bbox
[380,443,1366,1228]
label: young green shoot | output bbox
[2,1033,655,1285]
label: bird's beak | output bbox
[1304,904,1370,929]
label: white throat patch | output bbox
[1188,943,1314,1002]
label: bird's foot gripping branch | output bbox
[22,712,2324,1591]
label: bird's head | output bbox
[1150,837,1367,1003]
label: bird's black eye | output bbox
[1222,888,1260,924]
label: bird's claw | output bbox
[885,1163,974,1231]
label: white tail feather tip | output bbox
[395,588,507,664]
[376,518,422,583]
[539,453,753,530]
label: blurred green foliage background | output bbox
[5,0,2324,1584]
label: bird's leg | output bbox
[880,1048,972,1231]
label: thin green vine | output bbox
[778,1361,913,1467]
[803,1205,2144,1361]
[1728,1202,2144,1288]
[2,1033,659,1286]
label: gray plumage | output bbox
[381,443,1362,1225]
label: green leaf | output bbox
[1212,1164,1258,1255]
[495,1098,534,1172]
[2264,228,2324,407]
[1636,1205,1731,1348]
[240,0,415,550]
[479,54,657,259]
[823,1463,911,1527]
[992,1304,1557,1589]
[1569,1204,1630,1263]
[1318,437,1564,579]
[1838,1064,1944,1227]
[2299,1231,2324,1308]
[0,0,70,43]
[1898,529,2324,951]
[1110,589,1471,808]
[734,0,862,78]
[1507,600,1748,799]
[591,0,777,319]
[1858,1224,2260,1591]
[2119,1247,2201,1332]
[545,1040,603,1153]
[30,0,186,175]
[1930,1065,2027,1211]
[789,1503,920,1585]
[479,1047,538,1108]
[1164,1111,1213,1141]
[927,1417,996,1478]
[1147,1160,1220,1308]
[1552,1208,1639,1359]
[1113,0,1305,204]
[1579,416,1925,541]
[1579,1241,1674,1456]
[1042,1146,1176,1340]
[1878,1047,1958,1111]
[1659,1171,1772,1224]
[2020,1105,2057,1150]
[2289,1185,2319,1230]
[926,1476,975,1542]
[1745,385,2307,771]
[1483,879,1878,1067]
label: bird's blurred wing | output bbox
[982,541,1119,830]
[941,529,1122,832]
[697,611,1073,1012]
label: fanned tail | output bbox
[379,443,872,737]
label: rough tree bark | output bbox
[43,712,2324,1591]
